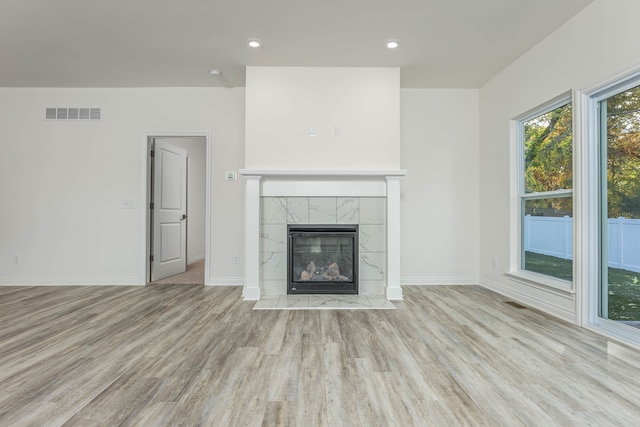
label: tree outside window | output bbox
[519,102,573,281]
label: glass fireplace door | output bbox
[288,224,358,294]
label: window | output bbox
[516,99,573,284]
[595,79,640,327]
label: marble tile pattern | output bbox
[260,196,386,295]
[253,294,396,310]
[260,225,286,252]
[359,197,386,225]
[360,252,386,281]
[359,224,385,252]
[261,197,286,224]
[260,252,285,280]
[286,197,308,224]
[337,198,359,224]
[309,197,337,224]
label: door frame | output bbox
[140,131,212,284]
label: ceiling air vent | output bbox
[46,107,101,120]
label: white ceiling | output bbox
[0,0,594,88]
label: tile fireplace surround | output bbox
[239,170,407,301]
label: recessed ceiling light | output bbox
[247,38,262,48]
[209,69,222,77]
[386,40,399,49]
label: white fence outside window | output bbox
[524,216,640,273]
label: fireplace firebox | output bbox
[287,224,358,294]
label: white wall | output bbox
[155,137,206,265]
[400,89,480,284]
[245,67,400,170]
[0,87,245,285]
[479,0,640,322]
[0,85,481,288]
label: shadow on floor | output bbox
[149,259,204,285]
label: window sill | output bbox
[585,319,640,353]
[505,270,575,295]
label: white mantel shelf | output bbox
[240,169,406,302]
[239,169,407,177]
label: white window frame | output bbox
[508,92,574,293]
[581,68,640,348]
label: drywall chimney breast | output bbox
[244,66,400,170]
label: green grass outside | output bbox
[525,251,640,321]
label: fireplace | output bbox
[238,169,406,301]
[288,224,358,294]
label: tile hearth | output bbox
[253,295,396,310]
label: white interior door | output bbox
[151,140,188,281]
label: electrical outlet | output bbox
[13,255,20,265]
[233,256,239,264]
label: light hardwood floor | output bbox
[1,285,639,426]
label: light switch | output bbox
[121,200,134,209]
[226,171,237,181]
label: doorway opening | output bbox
[145,134,209,285]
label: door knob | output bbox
[181,214,187,220]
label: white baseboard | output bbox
[479,277,576,323]
[386,287,404,300]
[242,286,261,300]
[401,276,478,285]
[0,276,143,286]
[206,277,244,286]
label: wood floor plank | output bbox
[295,335,329,425]
[0,285,640,426]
